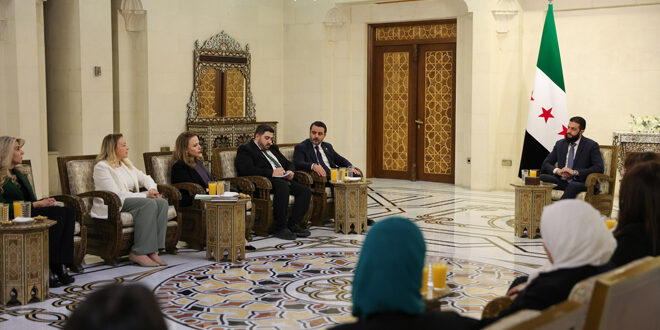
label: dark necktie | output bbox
[315,145,331,177]
[567,142,576,182]
[262,150,282,168]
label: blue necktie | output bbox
[567,142,576,182]
[315,145,331,178]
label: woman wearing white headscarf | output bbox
[477,199,616,326]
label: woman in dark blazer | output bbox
[0,136,75,287]
[608,160,660,267]
[171,132,254,250]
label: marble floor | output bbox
[2,178,595,329]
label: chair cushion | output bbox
[600,147,613,177]
[120,205,177,227]
[219,151,237,178]
[66,159,96,195]
[270,194,296,205]
[551,190,586,201]
[74,221,81,235]
[151,155,172,184]
[325,187,332,198]
[279,146,295,162]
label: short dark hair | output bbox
[63,284,167,330]
[623,152,660,173]
[255,124,274,137]
[310,121,327,133]
[569,116,586,131]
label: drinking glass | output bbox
[330,169,338,182]
[217,180,225,195]
[606,219,617,230]
[13,201,23,218]
[347,166,354,178]
[20,202,31,218]
[0,203,9,221]
[339,167,347,182]
[529,169,540,178]
[208,181,218,195]
[223,181,231,195]
[431,258,448,290]
[520,169,529,183]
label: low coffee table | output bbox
[0,219,55,306]
[204,198,249,262]
[511,182,555,238]
[333,180,372,234]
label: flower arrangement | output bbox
[629,114,660,133]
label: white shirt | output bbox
[553,136,582,174]
[254,140,280,170]
[311,142,332,170]
[91,159,158,218]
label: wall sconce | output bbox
[94,66,102,77]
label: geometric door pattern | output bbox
[382,52,410,172]
[423,50,454,175]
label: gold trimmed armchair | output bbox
[550,145,618,216]
[57,155,182,265]
[212,146,314,237]
[20,160,87,273]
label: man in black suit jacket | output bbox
[293,121,361,179]
[540,116,604,199]
[235,124,311,240]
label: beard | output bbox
[565,133,580,143]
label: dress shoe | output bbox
[289,224,311,237]
[367,218,375,226]
[273,228,297,240]
[129,253,159,267]
[245,245,256,251]
[54,264,75,285]
[49,271,62,288]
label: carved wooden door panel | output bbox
[369,21,456,183]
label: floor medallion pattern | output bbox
[155,251,525,328]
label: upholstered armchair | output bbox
[20,160,87,273]
[212,146,314,237]
[549,145,618,216]
[57,155,182,266]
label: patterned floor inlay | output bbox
[2,179,557,329]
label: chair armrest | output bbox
[226,177,255,194]
[585,173,613,196]
[241,176,272,200]
[157,184,182,205]
[51,194,86,225]
[307,171,328,193]
[294,171,313,186]
[78,190,122,224]
[171,182,206,196]
[482,296,513,319]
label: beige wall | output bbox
[5,0,660,195]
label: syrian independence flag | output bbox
[519,3,568,175]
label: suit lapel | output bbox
[573,138,587,166]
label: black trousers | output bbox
[539,173,586,199]
[32,206,75,265]
[269,178,311,230]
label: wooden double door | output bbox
[368,21,457,183]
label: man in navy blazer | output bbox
[235,124,311,240]
[540,116,604,199]
[293,121,361,179]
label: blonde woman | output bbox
[0,136,75,287]
[171,131,255,250]
[92,133,168,267]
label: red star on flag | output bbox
[558,125,568,136]
[538,107,554,123]
[530,91,534,101]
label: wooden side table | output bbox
[1,219,55,306]
[333,180,371,234]
[511,183,555,239]
[204,199,248,262]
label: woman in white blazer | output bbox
[92,133,168,267]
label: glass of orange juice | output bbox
[432,260,448,290]
[13,201,23,218]
[217,180,225,195]
[529,169,537,177]
[421,265,429,293]
[0,203,9,221]
[330,169,338,182]
[606,219,617,230]
[208,181,217,195]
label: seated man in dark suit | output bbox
[294,121,374,226]
[293,121,361,179]
[540,116,604,199]
[235,124,311,240]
